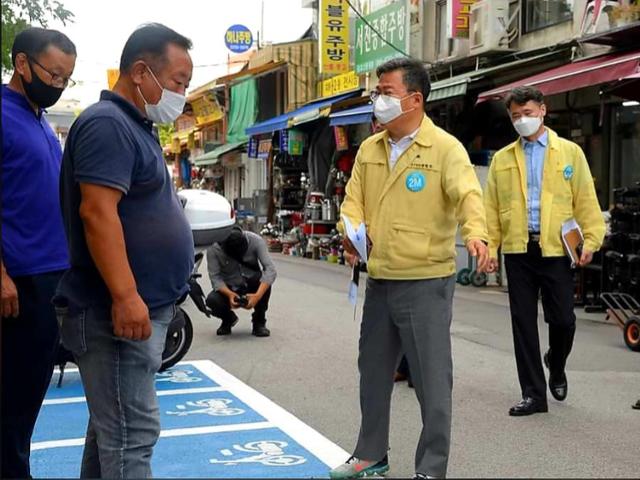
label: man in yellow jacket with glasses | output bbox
[330,58,489,480]
[485,86,605,417]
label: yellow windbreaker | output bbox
[484,128,605,258]
[339,115,488,280]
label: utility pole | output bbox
[260,0,265,47]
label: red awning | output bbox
[477,50,640,103]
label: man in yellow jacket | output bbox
[485,86,605,417]
[330,58,489,480]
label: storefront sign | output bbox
[334,125,349,151]
[322,71,360,97]
[288,129,305,156]
[355,0,410,74]
[258,138,272,159]
[224,24,253,53]
[222,151,243,168]
[447,0,476,39]
[107,69,119,90]
[320,0,350,73]
[191,94,223,126]
[279,129,289,152]
[248,137,259,158]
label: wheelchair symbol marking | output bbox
[209,440,307,467]
[166,398,245,417]
[156,369,203,384]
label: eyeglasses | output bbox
[28,56,76,89]
[369,90,417,102]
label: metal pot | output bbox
[322,199,336,221]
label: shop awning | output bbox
[477,49,640,103]
[427,78,469,102]
[246,90,362,135]
[192,141,247,166]
[288,90,363,127]
[329,104,373,126]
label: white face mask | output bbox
[512,115,543,138]
[373,93,414,125]
[138,67,186,124]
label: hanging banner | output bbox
[248,137,259,158]
[321,70,360,97]
[355,1,410,74]
[191,94,224,126]
[320,0,350,74]
[258,138,272,159]
[448,0,477,39]
[288,129,305,156]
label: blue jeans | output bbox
[59,302,174,479]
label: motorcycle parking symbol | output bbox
[166,398,245,417]
[155,369,203,384]
[209,440,307,467]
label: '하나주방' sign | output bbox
[225,25,253,53]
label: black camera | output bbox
[235,295,249,307]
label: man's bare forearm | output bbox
[79,197,137,302]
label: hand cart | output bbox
[600,292,640,352]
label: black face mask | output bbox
[20,64,64,109]
[222,227,249,261]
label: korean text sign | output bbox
[355,0,409,74]
[320,0,350,73]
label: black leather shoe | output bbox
[544,350,568,401]
[252,324,271,337]
[632,399,640,410]
[509,397,548,416]
[217,317,238,336]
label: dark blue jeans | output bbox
[1,270,63,479]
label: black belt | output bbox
[529,232,541,242]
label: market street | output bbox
[183,254,639,479]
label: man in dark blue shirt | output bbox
[56,23,194,478]
[1,28,76,478]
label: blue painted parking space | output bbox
[31,360,347,478]
[44,364,220,400]
[34,390,266,443]
[32,427,331,478]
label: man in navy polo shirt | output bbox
[1,28,76,478]
[57,23,194,478]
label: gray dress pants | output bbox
[353,276,455,478]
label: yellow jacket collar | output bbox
[375,115,434,148]
[507,127,560,153]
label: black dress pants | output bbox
[505,241,576,402]
[206,279,271,326]
[1,271,63,478]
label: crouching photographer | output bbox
[206,226,277,337]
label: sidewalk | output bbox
[274,253,612,326]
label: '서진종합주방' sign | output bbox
[355,1,409,74]
[225,24,253,53]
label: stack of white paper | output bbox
[342,215,368,307]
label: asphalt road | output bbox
[183,254,639,478]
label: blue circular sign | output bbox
[406,171,426,192]
[225,25,253,53]
[563,165,574,180]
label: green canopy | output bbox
[226,77,258,144]
[193,141,247,166]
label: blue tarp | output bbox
[329,104,373,126]
[245,90,362,136]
